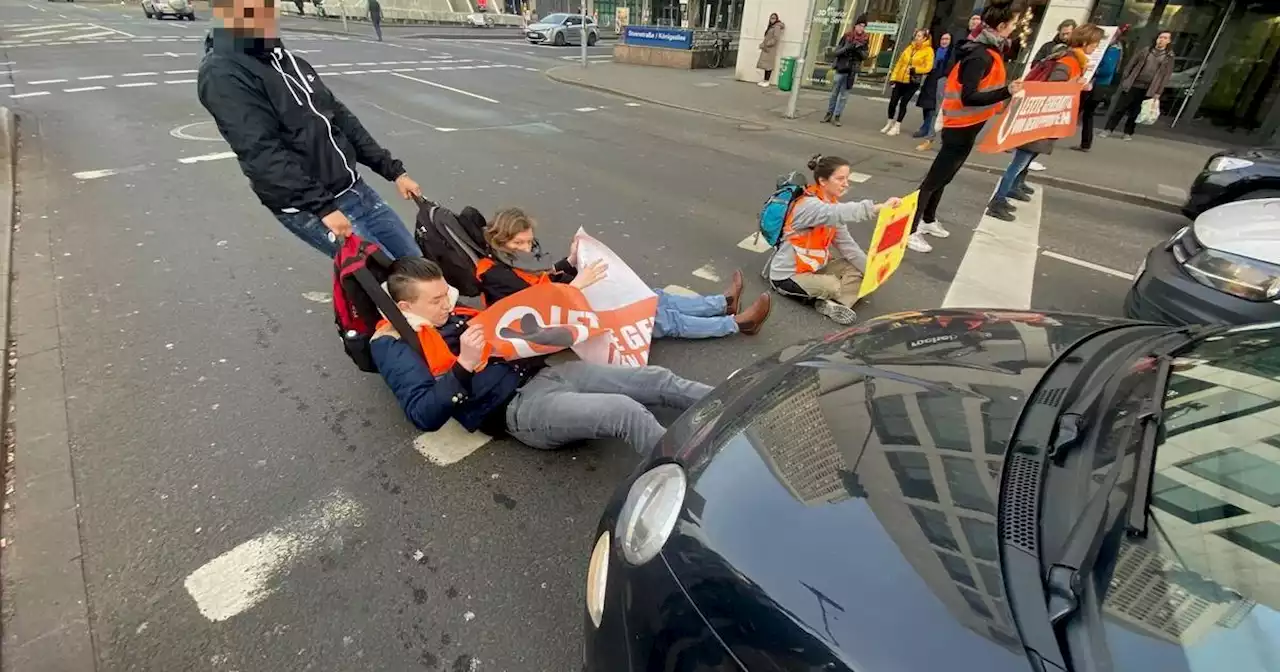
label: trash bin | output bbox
[777,56,797,92]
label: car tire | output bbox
[587,32,597,46]
[553,32,565,46]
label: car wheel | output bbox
[587,32,597,46]
[553,31,565,46]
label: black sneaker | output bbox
[1008,187,1032,203]
[986,200,1017,221]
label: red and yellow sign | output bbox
[977,81,1083,154]
[857,191,919,299]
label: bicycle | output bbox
[708,34,732,69]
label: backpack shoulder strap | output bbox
[353,266,426,362]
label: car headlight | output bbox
[1207,156,1254,172]
[615,463,686,566]
[1182,248,1280,301]
[586,531,610,628]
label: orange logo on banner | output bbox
[593,297,660,366]
[858,190,919,300]
[467,283,605,361]
[977,81,1084,154]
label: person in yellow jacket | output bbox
[881,29,934,137]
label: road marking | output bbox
[390,72,499,104]
[0,85,13,90]
[624,102,641,107]
[184,490,364,622]
[117,82,157,88]
[329,63,351,67]
[64,30,118,41]
[691,264,721,283]
[164,69,198,75]
[28,78,66,85]
[663,285,698,297]
[341,70,368,75]
[178,151,237,164]
[9,23,82,33]
[413,423,492,466]
[165,79,196,85]
[574,106,598,112]
[1157,183,1188,201]
[64,86,106,93]
[848,172,871,183]
[122,71,158,77]
[91,22,135,38]
[73,168,122,180]
[9,91,50,99]
[737,234,773,253]
[79,74,113,80]
[942,186,1043,309]
[1040,251,1134,280]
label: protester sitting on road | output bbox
[198,0,422,260]
[371,257,711,454]
[986,24,1104,222]
[767,155,900,326]
[477,208,771,339]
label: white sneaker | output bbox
[758,80,770,88]
[879,120,893,133]
[918,220,950,238]
[1028,161,1046,172]
[815,300,857,325]
[907,232,933,252]
[887,121,901,136]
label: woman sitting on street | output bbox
[767,154,900,326]
[477,208,771,340]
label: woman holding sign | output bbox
[767,154,901,326]
[985,24,1104,222]
[908,0,1023,254]
[477,208,772,340]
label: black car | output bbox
[584,309,1279,671]
[1183,147,1280,219]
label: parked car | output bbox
[467,12,495,27]
[583,308,1276,671]
[1127,198,1280,325]
[143,0,195,20]
[1182,147,1280,219]
[525,12,598,46]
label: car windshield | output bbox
[540,13,569,23]
[1096,323,1280,672]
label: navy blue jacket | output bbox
[371,313,540,434]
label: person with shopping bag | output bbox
[1103,30,1173,141]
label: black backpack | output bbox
[413,196,489,311]
[332,235,423,373]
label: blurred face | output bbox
[968,15,982,31]
[854,23,866,35]
[1058,24,1073,40]
[1083,40,1101,55]
[397,278,453,328]
[994,20,1016,39]
[914,29,928,43]
[502,229,535,254]
[213,0,279,36]
[818,165,851,199]
[1155,31,1172,49]
[940,33,951,48]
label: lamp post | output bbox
[783,0,817,119]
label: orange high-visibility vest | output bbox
[475,257,553,288]
[941,47,1007,128]
[782,184,840,274]
[374,318,488,376]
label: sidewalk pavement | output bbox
[547,63,1221,213]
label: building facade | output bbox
[732,0,1280,144]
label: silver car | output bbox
[144,0,195,20]
[526,13,598,46]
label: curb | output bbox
[545,68,1184,215]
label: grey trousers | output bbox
[505,361,712,455]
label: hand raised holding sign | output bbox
[571,260,609,290]
[1009,79,1025,95]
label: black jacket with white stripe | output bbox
[197,29,404,218]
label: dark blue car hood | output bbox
[651,309,1136,671]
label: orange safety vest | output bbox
[941,47,1007,128]
[375,318,488,376]
[782,184,840,274]
[475,257,553,288]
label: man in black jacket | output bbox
[198,0,422,259]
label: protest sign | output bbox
[857,191,919,299]
[466,283,605,361]
[1082,26,1120,83]
[569,228,660,367]
[976,81,1083,154]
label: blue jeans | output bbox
[917,108,936,137]
[994,149,1037,203]
[273,180,419,259]
[827,73,851,115]
[651,289,736,340]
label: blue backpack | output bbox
[758,172,807,247]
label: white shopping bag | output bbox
[1136,98,1161,126]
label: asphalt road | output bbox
[0,2,1186,670]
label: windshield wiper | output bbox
[1125,354,1172,538]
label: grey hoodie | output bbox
[767,196,876,282]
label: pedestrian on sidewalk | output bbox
[822,16,869,125]
[917,15,980,151]
[199,0,424,260]
[882,28,933,136]
[476,208,772,339]
[987,24,1104,222]
[368,0,383,41]
[1074,24,1126,152]
[1103,30,1173,141]
[757,14,784,87]
[767,154,901,326]
[1023,19,1076,173]
[913,32,950,139]
[908,0,1023,254]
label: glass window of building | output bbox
[960,516,998,562]
[1151,474,1248,524]
[872,395,920,446]
[958,586,993,619]
[1180,446,1280,506]
[942,456,994,513]
[910,504,960,551]
[936,549,977,588]
[978,563,1004,600]
[973,385,1026,455]
[919,393,971,452]
[887,450,939,502]
[1216,520,1280,564]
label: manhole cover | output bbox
[738,123,769,131]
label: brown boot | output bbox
[734,293,771,335]
[723,269,744,315]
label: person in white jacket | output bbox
[767,154,900,325]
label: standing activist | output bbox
[908,0,1024,253]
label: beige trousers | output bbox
[790,258,864,308]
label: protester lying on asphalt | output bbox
[767,154,900,326]
[476,208,772,339]
[371,257,711,454]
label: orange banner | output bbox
[467,283,606,361]
[977,81,1083,154]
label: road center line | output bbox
[389,72,499,104]
[122,71,158,77]
[9,91,50,99]
[28,78,67,85]
[117,82,157,88]
[79,74,113,80]
[1039,250,1135,280]
[64,86,106,93]
[178,151,237,164]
